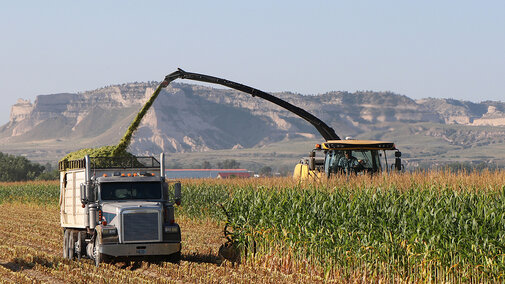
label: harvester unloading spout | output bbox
[160,68,341,141]
[116,68,402,181]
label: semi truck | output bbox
[58,153,182,266]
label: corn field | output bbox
[1,171,505,282]
[181,171,505,282]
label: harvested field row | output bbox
[0,203,326,283]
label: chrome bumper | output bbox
[99,242,181,257]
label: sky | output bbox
[1,1,504,124]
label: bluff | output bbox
[1,82,505,167]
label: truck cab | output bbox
[59,154,182,265]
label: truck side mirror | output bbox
[87,183,96,202]
[80,183,87,205]
[174,182,182,206]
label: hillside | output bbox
[1,81,505,171]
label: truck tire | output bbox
[68,230,75,260]
[77,231,85,260]
[93,237,101,266]
[93,237,109,266]
[63,229,69,259]
[94,248,101,266]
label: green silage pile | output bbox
[59,146,132,161]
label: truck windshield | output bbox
[100,182,162,201]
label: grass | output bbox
[0,180,59,205]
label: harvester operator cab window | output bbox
[325,150,381,177]
[338,151,360,173]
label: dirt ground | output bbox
[0,203,325,283]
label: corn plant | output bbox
[180,171,505,281]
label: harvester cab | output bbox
[294,140,403,180]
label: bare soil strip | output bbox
[0,203,324,283]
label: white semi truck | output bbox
[58,154,182,266]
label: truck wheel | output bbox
[63,229,69,259]
[93,237,101,266]
[68,230,75,260]
[93,238,109,266]
[94,249,101,266]
[77,231,85,260]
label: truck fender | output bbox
[94,225,103,244]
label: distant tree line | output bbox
[166,159,242,169]
[443,161,502,173]
[414,161,504,173]
[0,152,58,182]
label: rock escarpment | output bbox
[1,82,505,159]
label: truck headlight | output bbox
[101,226,119,244]
[102,227,117,236]
[164,226,178,233]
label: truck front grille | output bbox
[122,212,159,242]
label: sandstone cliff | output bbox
[1,81,504,165]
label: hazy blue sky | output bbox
[1,1,504,124]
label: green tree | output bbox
[217,159,240,169]
[201,161,212,169]
[35,169,59,181]
[0,152,45,181]
[259,166,272,177]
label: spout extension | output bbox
[162,68,340,141]
[164,68,186,85]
